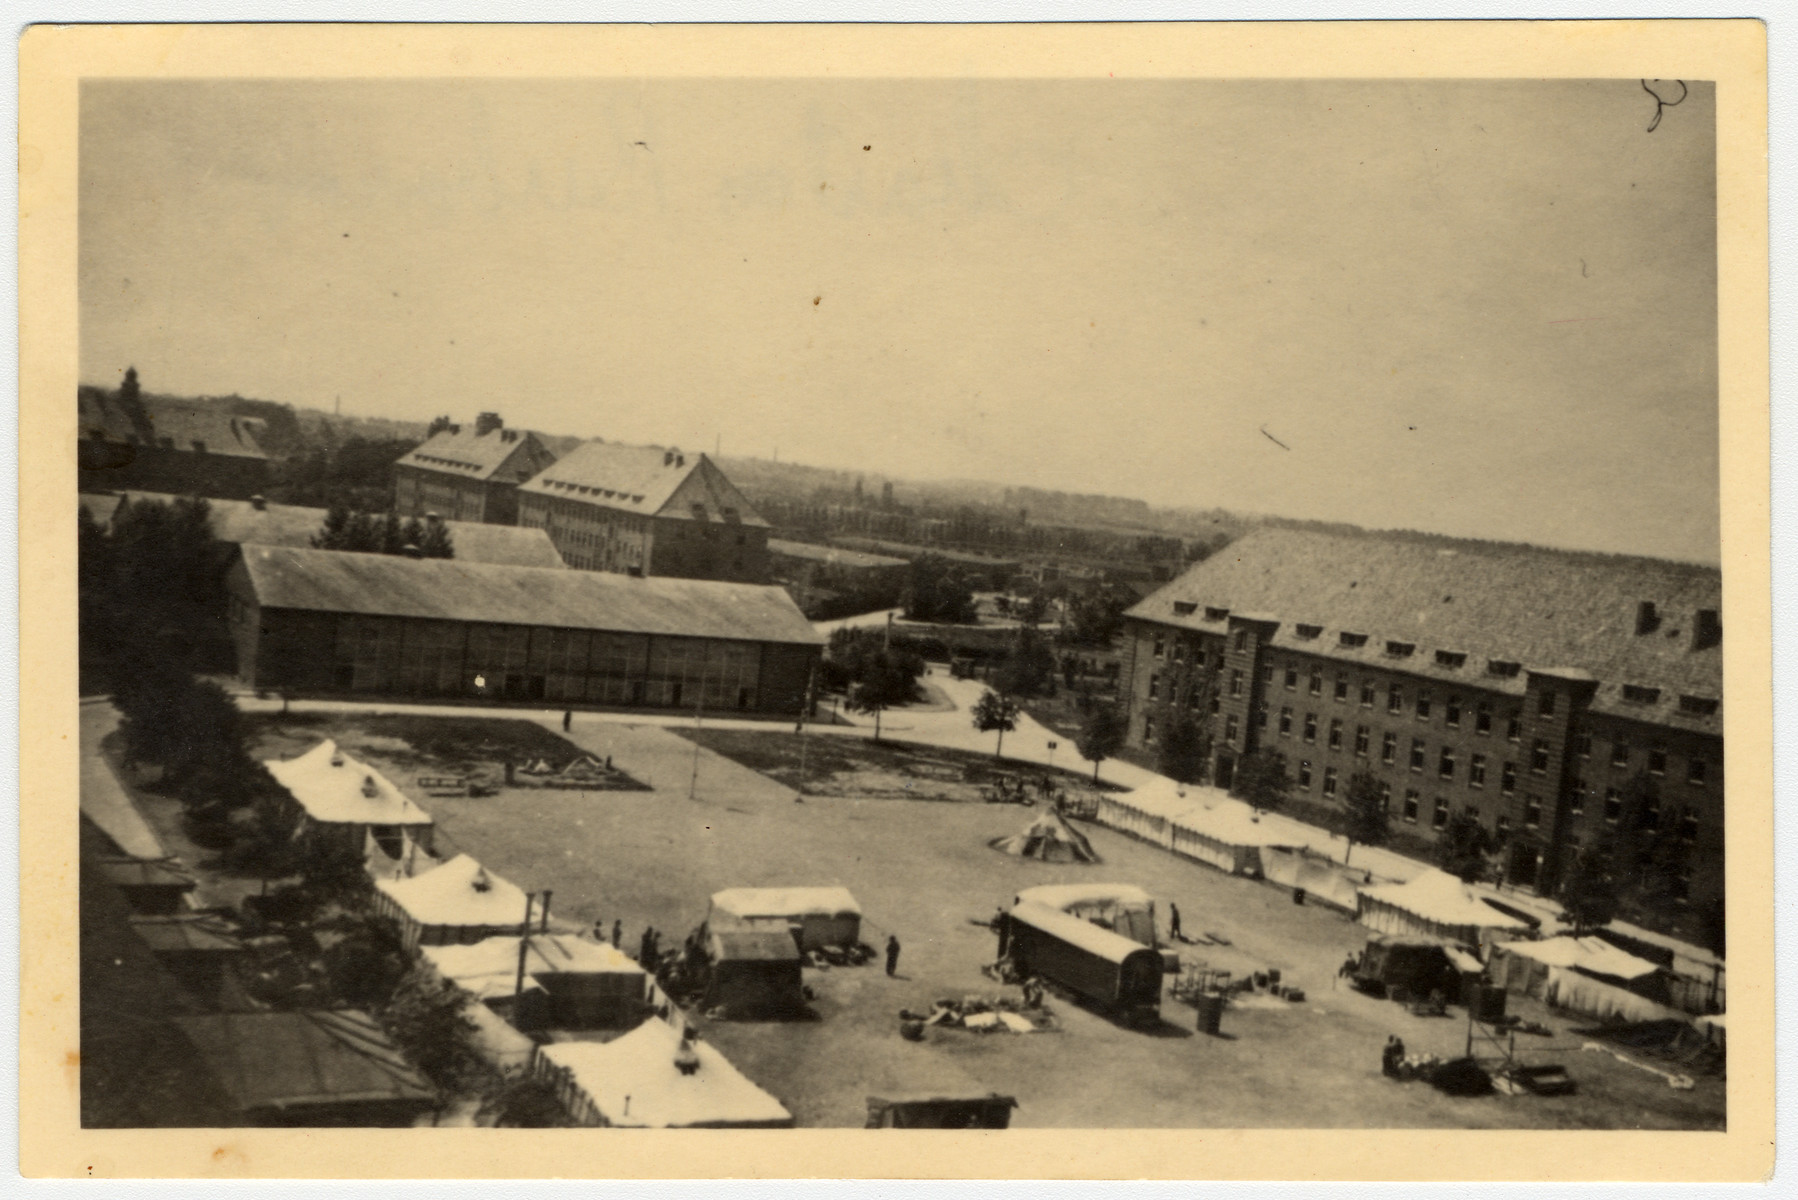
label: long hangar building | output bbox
[227,546,822,714]
[1119,527,1723,928]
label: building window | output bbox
[1496,815,1512,835]
[1469,754,1486,787]
[1621,684,1661,705]
[1604,787,1622,822]
[1680,810,1699,843]
[1379,782,1392,811]
[1262,663,1275,684]
[1506,715,1522,742]
[1611,739,1630,768]
[1285,667,1298,690]
[1539,690,1557,716]
[1388,685,1403,714]
[1147,673,1160,701]
[1433,798,1450,829]
[1438,747,1456,779]
[1143,716,1156,743]
[1230,670,1243,697]
[1254,703,1268,729]
[1339,632,1368,649]
[1279,707,1294,736]
[1501,762,1517,794]
[1309,670,1323,697]
[1574,730,1592,758]
[1334,677,1350,702]
[1208,606,1232,621]
[1523,796,1543,828]
[1570,779,1586,814]
[1688,758,1707,785]
[1475,702,1492,736]
[1385,641,1415,658]
[1297,761,1312,789]
[1295,623,1322,639]
[1360,681,1376,707]
[1464,803,1481,822]
[1153,634,1165,659]
[1487,660,1521,678]
[1323,766,1339,797]
[1649,744,1667,775]
[1303,712,1318,743]
[1640,798,1661,832]
[1328,718,1344,750]
[1355,725,1370,756]
[1445,695,1462,728]
[1435,650,1467,669]
[1172,642,1186,663]
[1381,733,1397,765]
[1679,695,1720,716]
[1416,690,1433,720]
[1403,790,1420,823]
[1233,630,1247,652]
[1409,739,1426,772]
[1225,715,1239,742]
[1671,875,1691,904]
[1531,739,1550,774]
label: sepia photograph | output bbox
[19,21,1773,1182]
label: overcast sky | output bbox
[81,79,1719,563]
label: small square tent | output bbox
[423,934,647,1030]
[535,1020,794,1128]
[1353,934,1481,1000]
[703,930,806,1017]
[1015,883,1158,947]
[264,738,435,864]
[1356,868,1533,951]
[374,854,530,950]
[1489,935,1680,1023]
[989,810,1100,863]
[706,886,862,951]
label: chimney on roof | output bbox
[1693,608,1721,651]
[664,449,676,467]
[475,412,504,437]
[249,494,267,511]
[1635,601,1660,636]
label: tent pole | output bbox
[515,893,536,1005]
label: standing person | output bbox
[1168,902,1183,943]
[638,926,654,967]
[611,919,622,949]
[885,934,901,977]
[563,709,573,732]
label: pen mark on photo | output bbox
[1641,79,1687,133]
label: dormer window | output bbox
[1204,606,1230,621]
[1384,641,1415,659]
[1487,660,1521,678]
[1339,632,1368,649]
[1294,624,1322,640]
[1621,684,1661,706]
[1435,650,1467,669]
[1172,601,1198,617]
[1678,694,1719,716]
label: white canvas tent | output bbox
[989,810,1100,863]
[706,887,863,951]
[534,1020,794,1128]
[265,738,434,863]
[1097,777,1295,877]
[1357,868,1531,949]
[423,934,646,1029]
[373,854,530,950]
[1016,883,1156,946]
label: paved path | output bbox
[78,699,169,859]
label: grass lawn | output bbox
[674,726,1126,804]
[245,712,651,791]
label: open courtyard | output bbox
[242,709,1725,1131]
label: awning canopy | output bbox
[265,739,433,827]
[538,1020,793,1128]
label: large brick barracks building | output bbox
[1119,528,1723,925]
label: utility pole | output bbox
[513,892,536,1005]
[687,694,704,800]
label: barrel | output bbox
[1195,992,1225,1036]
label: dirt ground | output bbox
[242,716,1726,1131]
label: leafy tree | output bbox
[903,555,976,624]
[379,968,486,1094]
[417,518,455,559]
[846,679,894,741]
[297,835,376,911]
[1057,582,1131,647]
[1075,704,1127,783]
[1557,839,1621,933]
[1341,770,1391,866]
[996,626,1057,699]
[317,912,409,1007]
[1437,812,1499,883]
[971,689,1021,760]
[1157,713,1211,786]
[1230,749,1290,813]
[480,1075,574,1128]
[426,414,456,438]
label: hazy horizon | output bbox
[81,79,1720,564]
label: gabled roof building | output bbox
[1119,527,1723,940]
[392,412,557,526]
[518,443,771,584]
